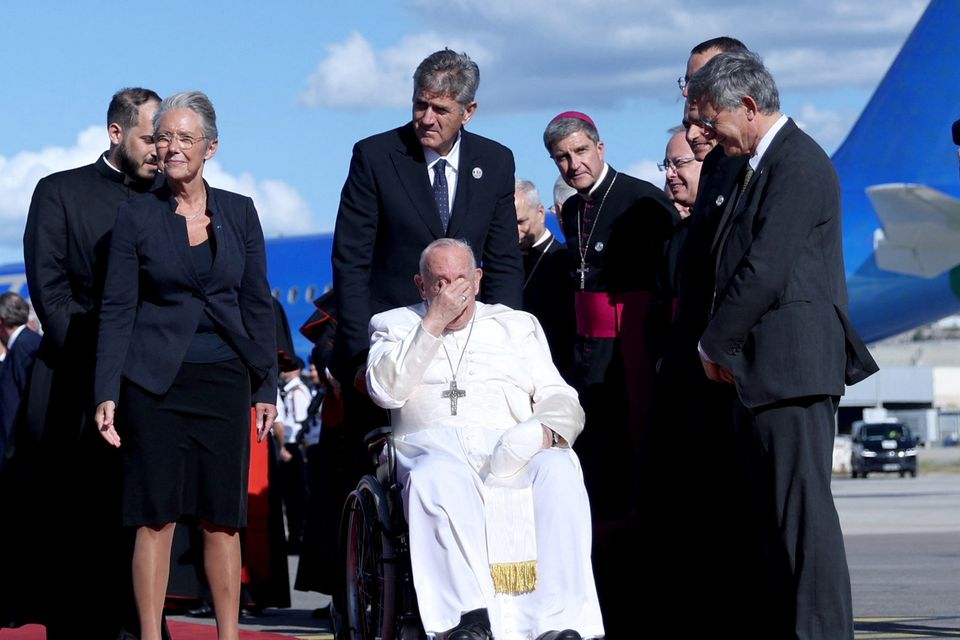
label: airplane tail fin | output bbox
[832,0,959,191]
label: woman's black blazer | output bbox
[95,183,277,406]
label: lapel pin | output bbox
[595,241,604,252]
[472,167,482,179]
[716,195,725,206]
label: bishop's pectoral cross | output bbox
[441,380,466,416]
[577,263,590,290]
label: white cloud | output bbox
[763,46,900,91]
[0,126,105,264]
[0,127,315,264]
[794,103,858,153]
[204,163,314,237]
[623,159,665,191]
[300,0,928,111]
[299,31,492,109]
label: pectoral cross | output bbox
[577,263,590,290]
[441,380,466,416]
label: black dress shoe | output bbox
[446,608,493,640]
[186,603,213,618]
[535,631,581,640]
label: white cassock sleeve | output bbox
[366,309,442,409]
[489,315,585,479]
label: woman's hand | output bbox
[95,401,121,448]
[255,402,278,443]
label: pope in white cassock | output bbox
[366,238,604,640]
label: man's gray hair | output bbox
[543,117,599,155]
[553,175,577,209]
[413,49,480,110]
[154,91,219,142]
[515,179,541,209]
[687,49,780,114]
[0,292,30,327]
[419,238,476,276]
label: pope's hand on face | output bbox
[423,278,473,335]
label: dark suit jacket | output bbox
[0,328,41,466]
[22,155,156,442]
[331,123,523,379]
[95,183,277,406]
[522,233,575,378]
[701,119,877,408]
[659,147,748,381]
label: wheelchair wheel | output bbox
[342,477,396,640]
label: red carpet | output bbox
[0,621,298,639]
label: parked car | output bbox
[851,422,918,478]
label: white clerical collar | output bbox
[424,130,463,174]
[531,229,553,249]
[6,324,26,350]
[102,153,124,175]
[586,163,610,197]
[750,114,788,170]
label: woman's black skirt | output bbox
[118,358,251,528]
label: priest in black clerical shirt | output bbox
[514,179,574,380]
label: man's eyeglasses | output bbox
[658,156,696,172]
[677,76,687,92]
[154,133,207,150]
[698,116,718,133]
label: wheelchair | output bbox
[334,427,425,640]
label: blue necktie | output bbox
[433,159,450,233]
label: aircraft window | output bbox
[305,285,317,302]
[287,287,299,304]
[271,288,280,299]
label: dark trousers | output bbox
[295,386,377,595]
[734,395,852,640]
[278,443,306,549]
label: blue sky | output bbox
[0,0,929,264]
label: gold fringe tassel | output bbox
[490,560,537,594]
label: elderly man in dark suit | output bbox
[16,87,162,638]
[688,50,877,639]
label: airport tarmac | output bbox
[9,454,958,639]
[839,461,960,639]
[172,450,960,640]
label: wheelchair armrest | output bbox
[362,426,399,488]
[363,426,393,455]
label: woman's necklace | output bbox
[179,196,208,222]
